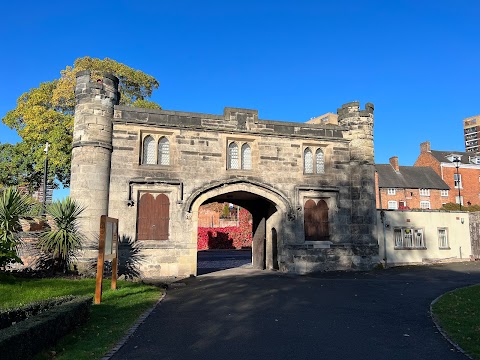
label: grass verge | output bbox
[431,284,480,359]
[0,274,162,359]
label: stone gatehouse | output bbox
[70,71,379,278]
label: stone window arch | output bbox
[142,135,155,164]
[158,137,170,165]
[315,148,325,174]
[304,148,313,174]
[228,142,239,169]
[304,199,329,241]
[241,143,252,170]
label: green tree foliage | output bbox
[38,197,86,272]
[0,187,35,268]
[222,203,231,219]
[2,56,160,189]
[0,143,43,191]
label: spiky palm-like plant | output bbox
[39,197,86,272]
[0,187,34,268]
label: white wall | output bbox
[376,210,471,266]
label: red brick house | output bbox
[414,141,480,207]
[375,156,449,210]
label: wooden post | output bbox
[95,215,107,304]
[95,215,119,304]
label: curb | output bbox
[101,291,167,360]
[430,288,474,360]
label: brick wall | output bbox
[442,166,480,206]
[414,152,442,175]
[415,152,480,206]
[376,188,448,209]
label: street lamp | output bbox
[453,157,462,211]
[42,142,49,213]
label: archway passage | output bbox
[196,190,279,275]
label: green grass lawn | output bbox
[0,274,163,359]
[431,285,480,359]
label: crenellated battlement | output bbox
[75,70,120,106]
[337,101,374,122]
[337,101,375,164]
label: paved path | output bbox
[197,249,252,275]
[111,261,480,360]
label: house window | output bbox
[455,196,464,206]
[304,199,329,241]
[387,201,398,209]
[158,137,170,165]
[228,142,239,169]
[454,173,462,188]
[315,149,325,174]
[419,189,430,196]
[394,227,425,249]
[142,135,156,164]
[438,228,449,249]
[420,201,430,209]
[304,148,313,174]
[441,190,449,197]
[137,193,170,240]
[387,188,396,195]
[241,144,252,170]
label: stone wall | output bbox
[469,211,480,259]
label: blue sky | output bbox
[1,1,479,200]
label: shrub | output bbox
[0,295,91,360]
[0,295,77,330]
[0,187,34,268]
[38,197,86,272]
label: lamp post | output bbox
[453,157,462,211]
[42,142,49,213]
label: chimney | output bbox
[389,156,399,171]
[420,141,431,153]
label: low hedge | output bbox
[0,295,77,330]
[0,295,92,360]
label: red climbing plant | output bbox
[197,209,252,250]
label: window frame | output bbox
[241,143,252,170]
[303,146,326,175]
[454,173,462,189]
[440,190,449,197]
[142,135,156,165]
[438,227,449,249]
[157,136,170,166]
[387,200,398,210]
[227,140,253,170]
[393,227,426,249]
[315,148,325,174]
[140,132,172,166]
[387,188,396,195]
[419,188,430,196]
[304,147,313,174]
[227,142,240,169]
[420,201,430,209]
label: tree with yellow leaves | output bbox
[1,57,160,190]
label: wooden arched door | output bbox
[304,199,329,241]
[137,193,170,240]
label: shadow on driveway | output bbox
[111,261,480,360]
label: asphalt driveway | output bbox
[110,261,480,360]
